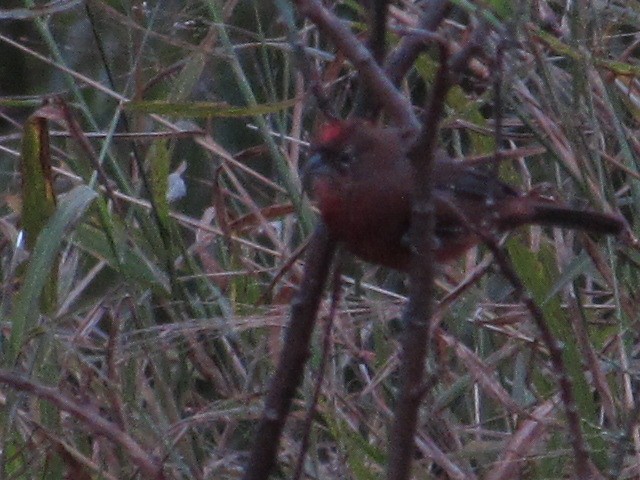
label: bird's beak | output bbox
[301,152,332,196]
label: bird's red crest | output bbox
[316,121,348,146]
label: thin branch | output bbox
[351,0,390,119]
[292,256,342,480]
[386,41,450,480]
[295,0,420,135]
[243,224,336,480]
[274,0,337,119]
[385,0,451,85]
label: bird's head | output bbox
[302,120,360,195]
[302,119,406,193]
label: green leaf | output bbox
[534,28,640,76]
[73,223,170,292]
[487,0,513,18]
[125,98,299,118]
[148,140,171,221]
[6,185,98,367]
[20,111,57,312]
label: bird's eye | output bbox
[335,148,353,172]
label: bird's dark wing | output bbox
[433,155,520,201]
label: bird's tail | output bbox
[501,198,625,235]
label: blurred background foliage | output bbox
[1,0,640,478]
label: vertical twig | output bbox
[292,256,343,480]
[351,0,390,119]
[493,41,504,174]
[243,224,336,480]
[386,43,450,480]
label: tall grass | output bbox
[0,1,639,478]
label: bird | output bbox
[302,119,625,271]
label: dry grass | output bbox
[1,0,640,478]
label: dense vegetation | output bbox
[1,1,640,478]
